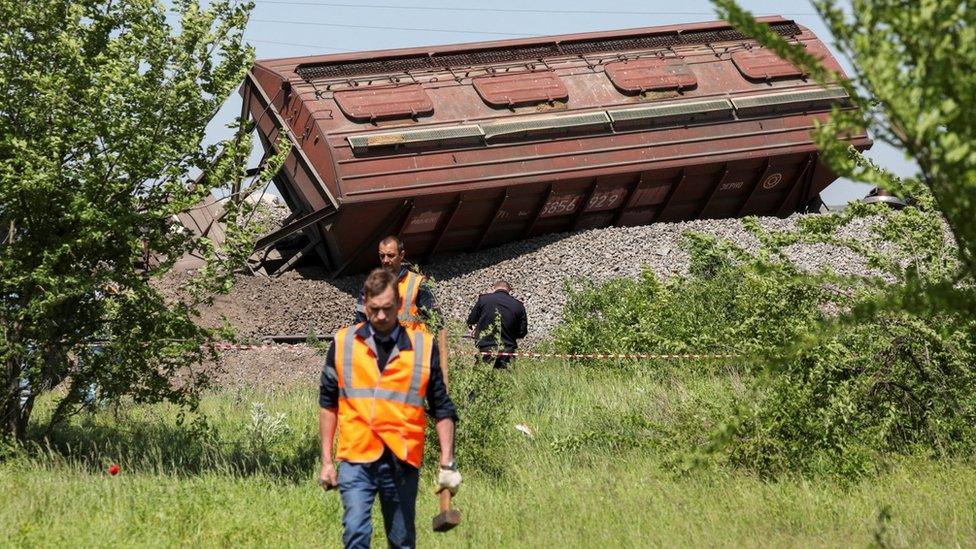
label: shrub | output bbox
[553,232,829,363]
[553,215,976,478]
[724,312,976,478]
[424,355,515,479]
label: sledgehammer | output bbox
[432,329,461,533]
[433,489,461,532]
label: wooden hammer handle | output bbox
[438,329,449,389]
[437,330,455,511]
[437,329,454,512]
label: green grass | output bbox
[4,360,976,547]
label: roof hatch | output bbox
[731,48,804,81]
[472,71,569,108]
[334,84,434,122]
[604,57,697,94]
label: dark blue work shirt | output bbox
[319,321,457,421]
[466,289,528,350]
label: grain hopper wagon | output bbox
[240,16,871,276]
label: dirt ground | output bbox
[202,346,325,393]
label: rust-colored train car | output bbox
[242,16,870,276]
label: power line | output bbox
[246,38,354,51]
[250,18,535,36]
[251,1,817,17]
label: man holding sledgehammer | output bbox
[320,268,461,548]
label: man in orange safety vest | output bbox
[321,268,460,548]
[354,236,439,333]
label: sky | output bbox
[205,0,916,205]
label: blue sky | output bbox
[208,0,916,204]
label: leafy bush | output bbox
[424,354,515,479]
[724,312,976,478]
[719,203,976,478]
[553,210,976,478]
[553,232,829,361]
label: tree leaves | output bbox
[0,0,257,438]
[707,1,976,476]
[712,0,976,324]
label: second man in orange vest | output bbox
[354,236,439,333]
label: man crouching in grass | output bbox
[318,268,461,548]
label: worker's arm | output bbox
[435,417,455,465]
[436,417,461,494]
[517,304,528,340]
[430,340,461,493]
[465,297,483,328]
[319,407,338,489]
[318,343,340,489]
[425,344,458,421]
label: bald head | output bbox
[493,280,512,292]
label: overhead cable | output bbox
[246,38,354,51]
[252,1,817,17]
[250,18,535,36]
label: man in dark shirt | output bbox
[320,269,459,548]
[466,280,528,369]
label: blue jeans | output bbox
[338,451,420,549]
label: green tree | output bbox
[0,0,272,440]
[698,0,976,475]
[710,0,976,314]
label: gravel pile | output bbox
[206,347,324,393]
[176,213,886,348]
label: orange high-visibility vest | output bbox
[334,324,433,468]
[398,271,428,332]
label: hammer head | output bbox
[432,509,461,532]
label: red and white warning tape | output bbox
[476,351,737,360]
[204,342,736,360]
[208,342,280,351]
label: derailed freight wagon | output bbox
[242,16,871,276]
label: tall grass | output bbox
[4,361,976,547]
[6,217,976,545]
